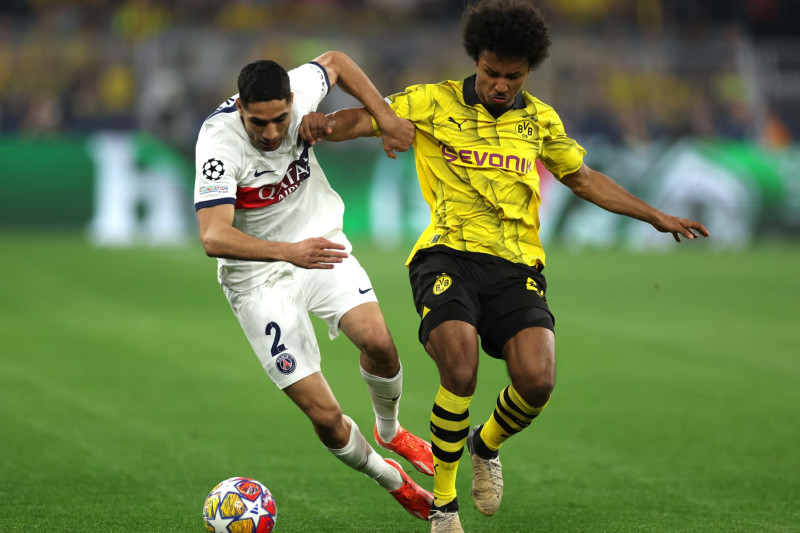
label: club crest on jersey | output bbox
[202,158,225,181]
[275,353,297,375]
[433,274,452,295]
[516,120,535,139]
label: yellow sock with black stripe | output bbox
[480,384,548,452]
[430,385,472,507]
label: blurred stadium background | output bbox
[1,0,799,246]
[2,2,800,532]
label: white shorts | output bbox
[221,254,379,389]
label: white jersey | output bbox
[194,62,350,291]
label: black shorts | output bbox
[408,247,554,359]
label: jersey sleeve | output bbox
[288,62,331,115]
[194,124,242,211]
[372,84,431,135]
[537,106,586,179]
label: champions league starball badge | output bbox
[202,158,226,181]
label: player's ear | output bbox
[235,98,244,113]
[288,92,294,105]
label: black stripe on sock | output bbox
[430,422,470,444]
[500,388,532,427]
[496,399,530,430]
[432,402,470,422]
[491,410,516,435]
[432,442,465,464]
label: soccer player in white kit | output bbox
[194,51,434,520]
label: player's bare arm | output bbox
[561,163,710,242]
[300,108,378,145]
[196,203,347,268]
[311,51,413,158]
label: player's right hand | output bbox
[287,237,348,269]
[377,116,414,159]
[299,112,332,146]
[651,214,710,243]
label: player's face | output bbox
[474,51,530,112]
[237,95,293,152]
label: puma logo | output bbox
[448,117,467,131]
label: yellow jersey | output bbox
[377,75,586,268]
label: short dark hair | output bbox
[237,60,291,107]
[462,0,551,71]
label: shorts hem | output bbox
[270,367,320,390]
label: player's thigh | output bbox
[338,302,392,349]
[338,302,399,375]
[425,319,481,395]
[222,277,321,389]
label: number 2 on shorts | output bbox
[265,321,287,357]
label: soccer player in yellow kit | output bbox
[300,1,709,531]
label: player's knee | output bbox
[441,365,478,397]
[359,330,399,364]
[515,374,554,408]
[363,333,396,357]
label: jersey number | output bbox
[265,322,288,356]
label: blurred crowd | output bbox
[1,0,797,156]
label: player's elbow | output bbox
[200,238,220,258]
[314,50,349,78]
[566,178,592,200]
[561,165,593,199]
[199,228,225,258]
[318,50,347,62]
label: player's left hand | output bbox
[299,112,332,146]
[377,116,414,159]
[652,215,710,242]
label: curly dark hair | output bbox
[237,60,291,107]
[462,0,551,71]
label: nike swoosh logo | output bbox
[358,287,373,294]
[254,169,276,176]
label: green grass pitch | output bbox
[1,233,798,532]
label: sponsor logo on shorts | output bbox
[433,274,452,295]
[275,353,296,375]
[526,277,545,299]
[198,185,229,195]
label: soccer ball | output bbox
[203,477,277,533]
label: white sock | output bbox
[360,365,402,442]
[325,415,402,491]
